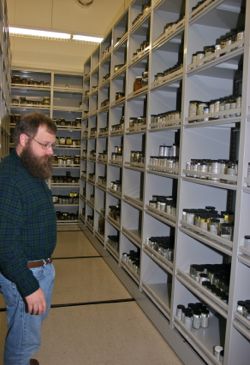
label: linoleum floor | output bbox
[0,230,183,365]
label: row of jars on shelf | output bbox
[189,263,230,303]
[154,62,183,85]
[53,155,80,166]
[188,95,242,122]
[175,302,224,361]
[145,235,174,262]
[12,96,50,106]
[150,110,181,128]
[176,302,210,331]
[56,211,78,221]
[237,300,250,320]
[148,194,176,218]
[185,159,238,183]
[54,118,81,128]
[189,29,244,71]
[131,1,151,26]
[51,174,79,184]
[182,207,234,240]
[108,205,120,222]
[11,75,50,86]
[132,40,149,60]
[55,136,81,146]
[122,250,140,275]
[107,235,119,252]
[52,193,79,204]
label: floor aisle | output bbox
[0,230,184,365]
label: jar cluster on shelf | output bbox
[130,151,144,167]
[107,235,119,252]
[97,175,107,186]
[132,40,149,60]
[51,175,79,184]
[148,194,176,218]
[150,110,181,129]
[111,119,124,134]
[56,211,78,221]
[53,118,81,128]
[148,156,179,174]
[11,75,50,86]
[154,62,183,85]
[185,159,238,183]
[111,146,123,164]
[122,250,140,275]
[182,207,234,240]
[189,263,231,303]
[128,117,146,131]
[54,155,80,166]
[176,302,210,330]
[133,71,148,92]
[131,1,150,26]
[188,95,242,122]
[189,29,244,71]
[145,236,174,262]
[12,96,50,106]
[108,205,120,222]
[237,300,250,320]
[98,151,108,162]
[52,193,79,205]
[109,180,121,193]
[159,17,184,40]
[56,136,80,146]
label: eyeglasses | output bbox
[32,137,56,150]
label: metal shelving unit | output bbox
[81,0,250,364]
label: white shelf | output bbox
[142,282,171,319]
[145,205,176,227]
[122,228,142,248]
[106,242,119,262]
[181,222,233,255]
[233,314,250,341]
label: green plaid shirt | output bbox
[0,151,56,297]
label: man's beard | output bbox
[20,143,53,179]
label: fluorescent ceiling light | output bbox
[9,27,71,40]
[8,27,103,44]
[72,34,103,43]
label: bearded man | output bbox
[0,113,57,365]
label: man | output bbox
[0,113,57,365]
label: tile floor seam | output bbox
[51,298,135,309]
[52,255,102,260]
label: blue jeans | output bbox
[0,263,55,365]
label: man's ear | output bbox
[19,133,29,147]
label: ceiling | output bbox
[6,0,130,72]
[6,0,127,37]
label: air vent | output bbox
[75,0,94,6]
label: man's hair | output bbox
[14,112,57,146]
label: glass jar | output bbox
[220,223,233,240]
[133,76,143,92]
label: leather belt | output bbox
[27,258,52,269]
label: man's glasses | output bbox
[32,137,56,150]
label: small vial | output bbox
[214,345,223,361]
[244,235,250,249]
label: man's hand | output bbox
[25,288,46,315]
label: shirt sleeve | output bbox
[0,179,39,297]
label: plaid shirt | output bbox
[0,151,56,297]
